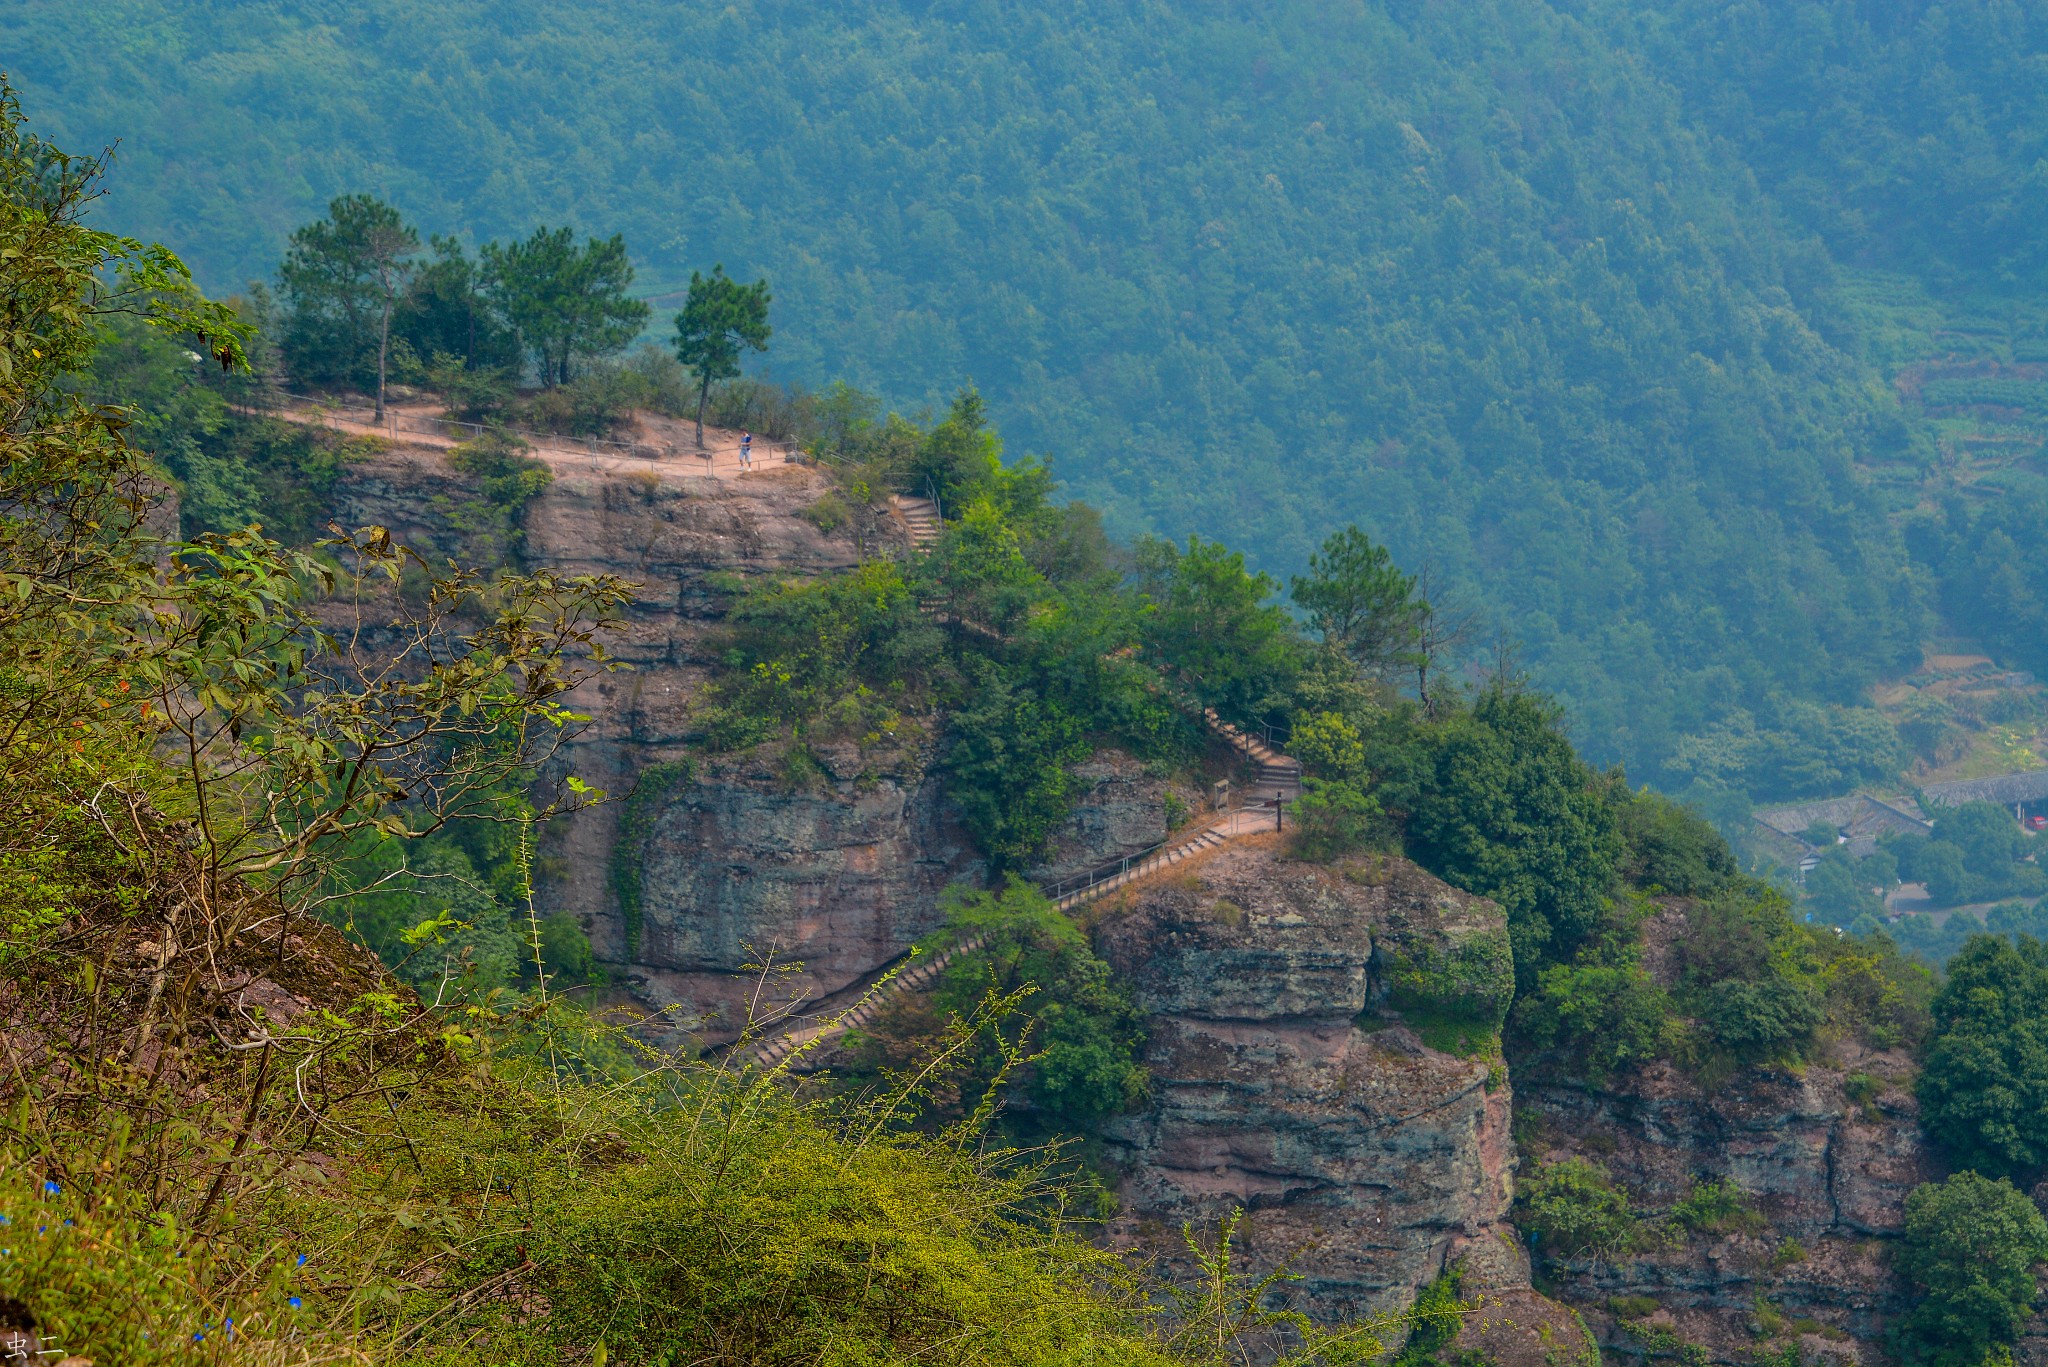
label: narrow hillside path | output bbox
[256,395,798,484]
[736,709,1302,1070]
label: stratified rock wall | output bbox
[1093,843,1528,1321]
[335,448,1194,1035]
[1521,1053,1933,1364]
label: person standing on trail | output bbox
[740,430,753,470]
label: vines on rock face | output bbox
[609,759,695,958]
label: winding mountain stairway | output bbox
[892,494,944,549]
[732,708,1302,1071]
[738,934,989,1070]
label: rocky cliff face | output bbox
[335,446,1188,1036]
[1512,903,1943,1364]
[1093,841,1590,1362]
[1520,1049,1934,1365]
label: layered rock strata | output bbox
[1521,1051,1934,1365]
[334,446,1190,1035]
[1092,842,1586,1361]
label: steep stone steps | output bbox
[737,933,989,1071]
[891,494,944,548]
[739,668,1310,1065]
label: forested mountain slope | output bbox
[13,0,2044,792]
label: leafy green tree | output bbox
[393,234,520,375]
[277,194,419,414]
[671,263,771,444]
[1804,845,1890,926]
[874,881,1149,1126]
[1289,525,1423,680]
[1610,785,1738,897]
[944,661,1091,868]
[1895,1173,2048,1367]
[1134,535,1301,722]
[483,226,651,387]
[1514,1158,1642,1262]
[921,495,1044,631]
[1406,686,1624,982]
[1918,934,2048,1183]
[909,386,1003,508]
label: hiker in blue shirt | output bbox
[740,430,753,470]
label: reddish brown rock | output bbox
[1093,842,1575,1341]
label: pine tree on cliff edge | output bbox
[673,266,772,448]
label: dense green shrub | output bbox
[944,664,1093,868]
[1514,1158,1643,1262]
[1384,932,1516,1059]
[1918,935,2048,1184]
[1406,686,1624,984]
[1669,892,1825,1067]
[1669,1180,1765,1238]
[843,882,1148,1130]
[1610,786,1738,898]
[1513,960,1672,1085]
[1894,1173,2048,1367]
[1289,777,1387,864]
[1392,1262,1471,1366]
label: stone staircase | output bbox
[892,494,944,549]
[1204,708,1304,808]
[730,680,1305,1071]
[737,934,988,1071]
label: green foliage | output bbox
[608,760,693,958]
[1888,802,2048,907]
[0,1162,325,1364]
[1599,1,2048,287]
[1804,845,1891,926]
[1514,960,1671,1086]
[846,881,1148,1130]
[1289,777,1387,865]
[1290,525,1422,679]
[1610,786,1738,898]
[1918,934,2048,1184]
[672,263,771,438]
[1669,891,1826,1067]
[1513,1158,1642,1263]
[1913,488,2048,681]
[81,308,354,543]
[0,86,1416,1367]
[1384,932,1515,1059]
[1406,686,1623,984]
[1669,1180,1765,1239]
[1894,1173,2048,1367]
[393,233,522,375]
[1135,535,1301,723]
[1667,700,1908,803]
[1392,1262,1471,1367]
[277,193,418,392]
[10,0,1952,793]
[443,429,553,559]
[480,226,650,387]
[944,664,1092,869]
[705,558,929,745]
